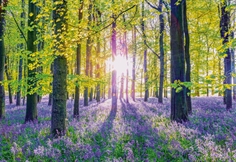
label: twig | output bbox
[134,25,160,59]
[10,10,27,44]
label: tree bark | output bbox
[25,0,37,123]
[0,0,6,119]
[51,0,68,137]
[74,0,83,116]
[142,1,149,102]
[220,1,232,110]
[183,1,192,114]
[16,0,25,106]
[158,0,164,104]
[170,0,188,122]
[5,57,12,104]
[111,0,117,110]
[131,26,136,101]
[84,3,92,106]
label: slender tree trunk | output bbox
[170,0,188,122]
[0,0,6,119]
[183,1,192,114]
[220,1,232,110]
[25,0,38,122]
[111,0,117,110]
[120,73,124,99]
[95,37,101,102]
[84,3,92,106]
[158,0,164,103]
[95,9,101,102]
[142,1,149,102]
[89,62,93,102]
[5,57,12,104]
[16,0,25,106]
[131,26,136,101]
[164,53,168,98]
[74,1,83,110]
[48,63,53,106]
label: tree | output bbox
[16,0,25,106]
[220,0,232,110]
[183,1,192,114]
[84,2,93,107]
[158,0,164,103]
[111,0,117,110]
[142,1,149,102]
[170,0,188,122]
[51,0,68,137]
[0,0,7,119]
[73,0,83,118]
[25,0,38,122]
[131,26,136,101]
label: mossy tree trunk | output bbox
[25,0,37,123]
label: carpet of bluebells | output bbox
[0,96,236,161]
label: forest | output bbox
[0,0,236,161]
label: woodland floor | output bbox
[0,96,236,161]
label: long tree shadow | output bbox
[120,99,166,161]
[90,102,117,159]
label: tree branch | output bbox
[145,0,161,12]
[134,25,160,59]
[10,10,27,44]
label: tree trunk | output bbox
[158,0,164,104]
[220,1,232,110]
[170,0,188,122]
[111,0,117,110]
[131,26,136,101]
[0,0,6,119]
[51,0,68,137]
[16,0,25,106]
[142,1,149,102]
[183,1,192,114]
[5,57,12,104]
[120,73,124,99]
[25,0,38,123]
[74,0,83,115]
[84,3,92,106]
[48,63,53,106]
[95,38,101,102]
